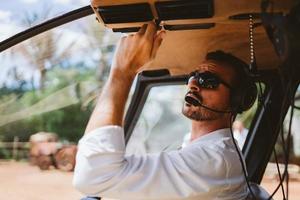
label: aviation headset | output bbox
[230,64,257,114]
[205,50,258,114]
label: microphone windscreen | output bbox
[185,96,200,106]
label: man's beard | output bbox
[182,91,224,121]
[182,104,224,121]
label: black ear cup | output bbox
[242,82,258,111]
[231,79,258,114]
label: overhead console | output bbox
[97,3,154,24]
[90,0,293,74]
[155,1,214,20]
[91,0,290,33]
[91,0,216,32]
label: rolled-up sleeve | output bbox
[73,126,126,194]
[73,126,246,200]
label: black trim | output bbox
[229,12,283,20]
[155,0,214,21]
[0,5,94,53]
[164,23,215,31]
[229,13,261,20]
[112,23,214,33]
[97,3,153,24]
[113,27,141,33]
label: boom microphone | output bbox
[185,96,231,114]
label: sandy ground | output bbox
[0,161,82,200]
[1,160,300,200]
[261,177,300,200]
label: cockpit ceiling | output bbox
[91,0,293,75]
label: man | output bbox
[73,22,252,199]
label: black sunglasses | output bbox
[187,71,232,89]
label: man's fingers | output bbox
[144,22,157,39]
[138,24,147,35]
[151,31,165,59]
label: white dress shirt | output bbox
[233,129,248,150]
[73,126,248,200]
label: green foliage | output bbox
[38,103,92,142]
[0,67,97,143]
[0,12,117,149]
[0,147,11,159]
[0,103,93,143]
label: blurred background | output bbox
[0,0,300,199]
[0,1,120,199]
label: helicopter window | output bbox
[126,85,190,155]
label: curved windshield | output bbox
[0,14,121,199]
[0,14,122,140]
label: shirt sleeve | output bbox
[73,126,229,199]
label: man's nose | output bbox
[187,77,201,92]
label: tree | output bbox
[83,18,120,82]
[16,9,76,89]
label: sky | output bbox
[0,0,88,41]
[0,0,100,88]
[0,0,122,89]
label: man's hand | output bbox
[85,22,165,133]
[111,22,165,77]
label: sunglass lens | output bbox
[187,71,221,89]
[198,73,220,89]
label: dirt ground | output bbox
[262,177,300,200]
[1,160,300,200]
[0,160,82,200]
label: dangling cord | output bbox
[229,115,255,199]
[249,14,257,74]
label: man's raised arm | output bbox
[73,22,169,197]
[85,22,164,134]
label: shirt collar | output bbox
[182,128,231,147]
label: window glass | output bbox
[0,15,121,142]
[0,13,123,199]
[0,1,89,41]
[126,85,190,155]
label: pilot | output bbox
[73,22,256,200]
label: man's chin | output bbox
[182,107,205,121]
[182,105,220,121]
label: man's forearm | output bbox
[84,22,163,134]
[85,68,135,134]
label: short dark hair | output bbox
[205,50,249,87]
